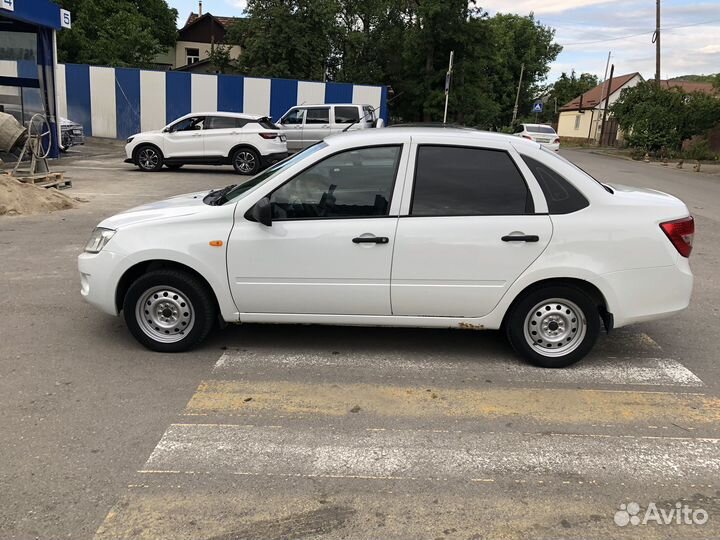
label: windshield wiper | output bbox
[204,184,236,206]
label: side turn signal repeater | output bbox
[209,240,224,247]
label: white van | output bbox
[278,104,382,151]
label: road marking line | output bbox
[212,347,702,387]
[185,379,719,427]
[141,423,720,483]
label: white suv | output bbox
[278,104,381,151]
[124,112,288,175]
[82,128,693,368]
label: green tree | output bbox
[55,0,178,67]
[538,70,598,122]
[234,0,338,80]
[611,81,720,152]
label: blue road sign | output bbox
[532,101,544,114]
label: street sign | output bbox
[532,101,544,114]
[1,0,14,12]
[61,9,72,28]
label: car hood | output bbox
[98,191,211,229]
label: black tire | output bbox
[505,285,600,368]
[232,147,260,175]
[122,269,217,352]
[134,144,164,172]
[165,163,184,170]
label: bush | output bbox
[683,139,718,161]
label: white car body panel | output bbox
[514,123,560,151]
[81,128,693,336]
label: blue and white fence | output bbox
[55,64,388,140]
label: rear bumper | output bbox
[603,261,693,327]
[261,152,288,168]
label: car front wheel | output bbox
[135,145,164,172]
[505,285,600,368]
[122,269,217,352]
[232,148,260,175]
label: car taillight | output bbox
[522,135,533,140]
[660,216,694,258]
[259,132,279,139]
[553,138,560,144]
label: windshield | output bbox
[222,143,327,204]
[526,125,556,134]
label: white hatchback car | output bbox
[81,128,693,368]
[514,123,560,151]
[124,112,288,175]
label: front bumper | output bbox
[261,152,288,168]
[78,250,124,316]
[124,158,134,164]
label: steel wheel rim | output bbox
[138,148,159,169]
[523,298,587,357]
[135,286,195,343]
[235,151,256,173]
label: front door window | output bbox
[269,145,401,219]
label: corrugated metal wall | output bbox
[55,63,387,140]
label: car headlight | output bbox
[84,227,116,253]
[126,136,135,144]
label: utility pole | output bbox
[511,63,524,125]
[599,64,614,146]
[595,51,611,140]
[654,0,661,84]
[443,51,454,124]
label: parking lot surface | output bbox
[2,141,720,539]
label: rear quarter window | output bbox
[520,154,589,214]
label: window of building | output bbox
[186,48,200,65]
[574,115,581,130]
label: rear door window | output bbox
[334,106,360,124]
[411,145,533,216]
[206,116,245,129]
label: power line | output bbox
[561,17,720,47]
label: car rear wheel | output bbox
[505,285,600,368]
[232,148,260,175]
[135,145,164,172]
[122,269,217,352]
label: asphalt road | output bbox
[1,142,719,540]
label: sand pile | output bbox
[0,175,79,216]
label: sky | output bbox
[169,0,720,83]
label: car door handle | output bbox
[501,234,539,242]
[353,236,389,244]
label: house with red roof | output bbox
[557,72,643,142]
[154,2,243,71]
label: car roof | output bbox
[324,126,541,150]
[290,103,371,108]
[177,111,267,120]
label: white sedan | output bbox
[514,123,560,151]
[79,128,693,368]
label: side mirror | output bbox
[163,126,172,133]
[250,196,272,227]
